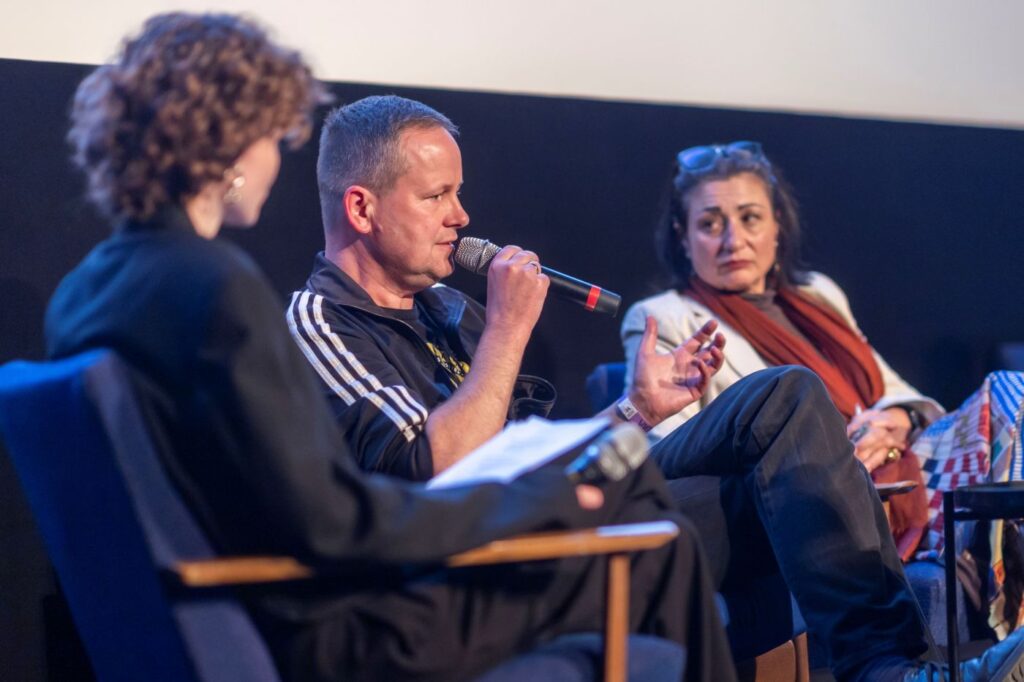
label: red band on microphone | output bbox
[585,286,601,311]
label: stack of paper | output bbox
[427,417,608,489]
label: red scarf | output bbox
[686,277,883,419]
[686,277,927,559]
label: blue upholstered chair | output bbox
[0,351,684,682]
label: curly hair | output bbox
[655,146,808,291]
[68,12,327,222]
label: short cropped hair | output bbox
[68,12,326,222]
[655,147,807,290]
[317,95,458,225]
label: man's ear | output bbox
[343,185,376,235]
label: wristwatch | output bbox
[894,404,925,440]
[615,395,654,433]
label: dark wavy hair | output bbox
[655,146,807,290]
[68,12,328,222]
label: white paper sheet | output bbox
[426,417,609,489]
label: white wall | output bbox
[4,1,1021,129]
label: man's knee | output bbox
[758,365,829,404]
[735,366,841,444]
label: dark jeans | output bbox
[262,454,737,682]
[653,366,932,680]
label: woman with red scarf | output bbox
[621,142,944,561]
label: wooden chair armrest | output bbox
[173,521,679,588]
[174,556,313,587]
[875,480,919,500]
[447,520,678,567]
[173,521,679,682]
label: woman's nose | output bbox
[719,222,741,250]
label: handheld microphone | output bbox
[454,237,621,316]
[565,423,649,486]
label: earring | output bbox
[673,221,688,254]
[224,168,246,205]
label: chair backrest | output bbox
[584,362,627,413]
[0,351,280,682]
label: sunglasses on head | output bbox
[676,141,765,172]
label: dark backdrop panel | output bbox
[320,85,1024,414]
[4,59,1023,417]
[2,56,1024,679]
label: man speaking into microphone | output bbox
[286,95,1024,682]
[289,94,725,480]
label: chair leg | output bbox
[735,639,796,682]
[794,632,809,682]
[605,553,629,682]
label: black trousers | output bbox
[654,366,932,680]
[262,453,737,682]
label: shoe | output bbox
[902,627,1024,681]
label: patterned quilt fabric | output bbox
[913,371,1024,638]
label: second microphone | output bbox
[453,237,621,316]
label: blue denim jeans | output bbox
[652,366,932,679]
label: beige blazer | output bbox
[621,272,945,441]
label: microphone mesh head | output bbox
[599,423,650,482]
[454,237,501,275]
